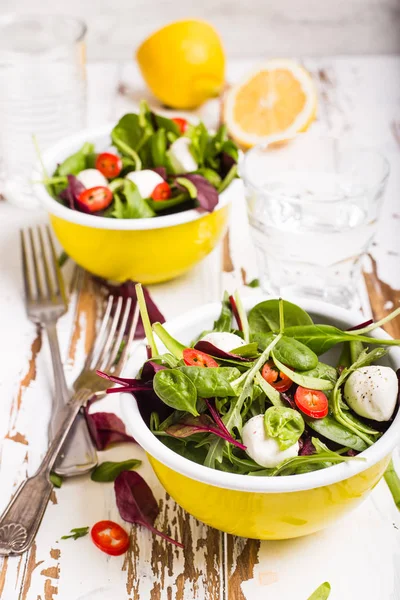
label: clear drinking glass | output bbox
[241,135,390,308]
[0,15,87,208]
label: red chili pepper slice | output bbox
[294,386,329,419]
[77,186,113,212]
[261,360,292,393]
[183,348,218,368]
[91,520,129,556]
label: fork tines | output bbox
[20,226,67,306]
[87,296,139,374]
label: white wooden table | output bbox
[0,57,399,600]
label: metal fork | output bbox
[0,295,139,556]
[21,226,97,476]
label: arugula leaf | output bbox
[91,459,142,482]
[213,291,233,332]
[272,353,334,391]
[61,526,89,541]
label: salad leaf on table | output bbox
[61,526,90,541]
[307,582,331,600]
[114,470,183,547]
[91,459,142,482]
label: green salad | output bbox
[99,289,400,477]
[41,101,239,218]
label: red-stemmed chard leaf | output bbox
[141,361,167,382]
[96,370,152,394]
[59,175,85,211]
[194,340,249,363]
[229,294,243,331]
[151,167,167,180]
[85,398,136,450]
[298,435,315,456]
[176,174,219,212]
[166,414,246,451]
[204,399,231,437]
[114,471,183,547]
[347,319,374,332]
[97,280,165,339]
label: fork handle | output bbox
[44,321,97,476]
[0,389,92,556]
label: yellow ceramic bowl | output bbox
[121,297,400,540]
[33,127,236,284]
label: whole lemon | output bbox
[136,20,225,109]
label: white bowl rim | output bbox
[32,125,236,231]
[120,296,400,494]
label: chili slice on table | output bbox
[261,360,292,392]
[294,386,329,419]
[183,348,218,368]
[77,186,113,212]
[91,520,129,556]
[151,182,172,201]
[95,152,123,178]
[172,117,188,134]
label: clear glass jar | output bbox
[240,134,390,308]
[0,14,87,208]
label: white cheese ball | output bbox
[168,137,198,173]
[76,168,109,189]
[344,365,398,422]
[200,332,245,353]
[125,170,164,199]
[242,414,299,468]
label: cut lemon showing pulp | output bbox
[224,59,317,147]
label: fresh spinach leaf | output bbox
[178,366,240,398]
[252,333,318,371]
[91,458,142,482]
[111,113,143,169]
[153,369,199,416]
[147,193,191,213]
[153,113,180,137]
[272,353,334,391]
[152,323,186,359]
[305,414,366,451]
[264,406,305,450]
[249,299,313,333]
[283,324,400,355]
[300,362,338,384]
[230,342,259,357]
[160,436,208,465]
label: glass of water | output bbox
[240,135,390,308]
[0,15,87,208]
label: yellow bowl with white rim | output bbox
[120,297,400,540]
[33,126,236,284]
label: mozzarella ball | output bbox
[76,168,109,189]
[200,332,245,353]
[242,415,299,468]
[125,170,164,199]
[168,137,198,173]
[344,365,398,422]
